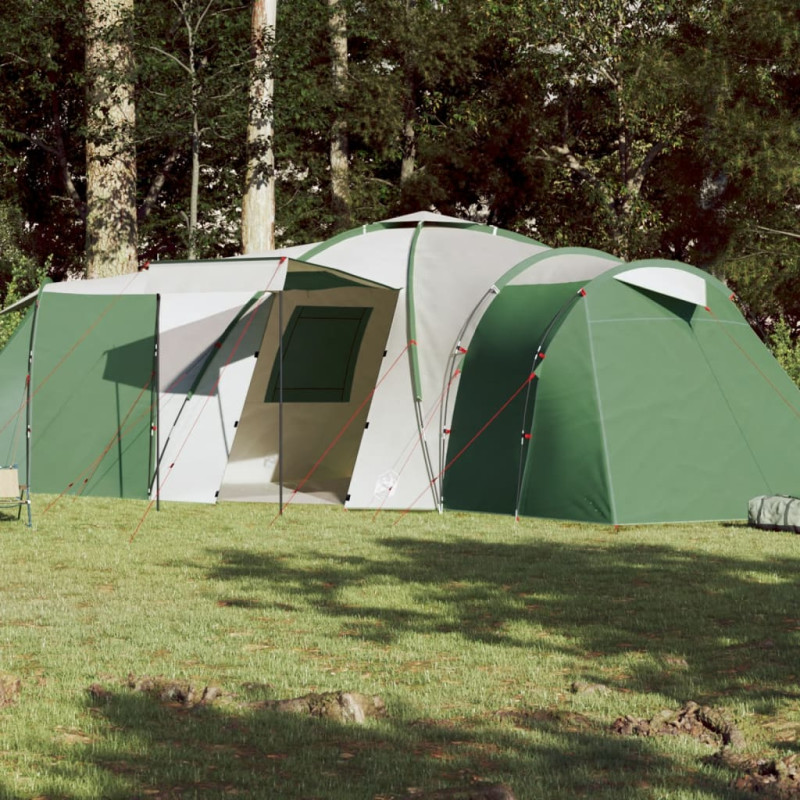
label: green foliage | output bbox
[0,0,798,329]
[0,204,46,349]
[135,0,251,260]
[0,0,86,279]
[694,0,800,323]
[769,316,800,387]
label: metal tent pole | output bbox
[24,291,42,527]
[155,293,161,511]
[278,289,284,514]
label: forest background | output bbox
[0,0,798,372]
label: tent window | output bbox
[266,306,372,403]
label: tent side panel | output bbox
[443,285,584,515]
[693,296,800,500]
[32,293,157,499]
[518,297,612,523]
[412,227,547,475]
[0,308,35,476]
[341,294,431,509]
[158,295,272,503]
[588,280,772,523]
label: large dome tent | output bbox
[443,251,800,524]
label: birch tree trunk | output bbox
[328,0,350,230]
[241,0,276,254]
[85,0,138,277]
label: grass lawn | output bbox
[0,498,798,799]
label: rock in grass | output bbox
[262,691,386,723]
[0,674,21,707]
[400,783,517,799]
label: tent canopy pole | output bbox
[278,289,283,514]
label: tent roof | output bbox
[378,210,482,226]
[0,288,40,315]
[590,258,724,306]
[496,247,623,289]
[3,212,539,306]
[295,215,547,289]
[24,257,394,301]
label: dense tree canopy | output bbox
[0,0,798,330]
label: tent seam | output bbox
[584,297,618,525]
[693,318,773,493]
[406,221,440,509]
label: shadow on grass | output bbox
[2,685,753,800]
[204,534,800,710]
[3,527,791,798]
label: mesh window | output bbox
[266,306,372,403]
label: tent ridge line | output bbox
[589,317,696,325]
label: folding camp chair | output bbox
[0,466,31,526]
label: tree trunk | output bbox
[188,7,200,260]
[328,0,350,230]
[400,109,416,185]
[241,0,276,254]
[85,0,138,278]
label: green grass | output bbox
[0,498,799,799]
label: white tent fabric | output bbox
[614,265,708,307]
[289,216,548,509]
[219,285,399,504]
[504,248,623,287]
[45,257,289,296]
[20,213,549,510]
[156,295,273,503]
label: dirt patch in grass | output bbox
[721,753,800,798]
[612,700,745,750]
[397,783,517,799]
[250,690,387,724]
[0,674,21,707]
[612,701,800,796]
[91,677,385,725]
[496,707,596,733]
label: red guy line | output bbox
[393,372,535,525]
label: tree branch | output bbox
[550,142,595,183]
[146,45,192,76]
[194,0,217,38]
[627,140,666,196]
[139,148,182,221]
[756,225,800,241]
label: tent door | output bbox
[219,286,398,503]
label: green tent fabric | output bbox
[0,306,35,478]
[6,293,158,499]
[444,254,800,524]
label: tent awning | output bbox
[614,266,707,307]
